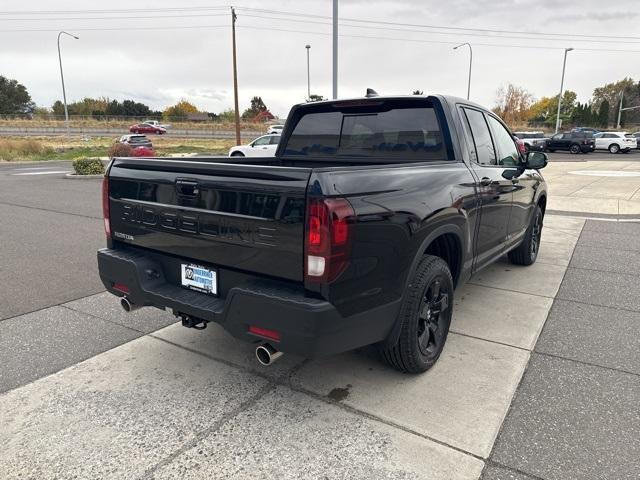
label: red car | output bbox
[129,123,166,135]
[132,146,155,157]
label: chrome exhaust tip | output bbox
[120,296,140,313]
[255,343,283,366]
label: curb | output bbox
[64,173,104,180]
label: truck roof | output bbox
[293,93,486,111]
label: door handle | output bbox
[480,177,492,187]
[511,178,519,184]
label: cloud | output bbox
[0,0,637,117]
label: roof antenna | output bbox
[365,88,379,98]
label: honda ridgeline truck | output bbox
[98,94,548,373]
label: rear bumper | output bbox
[97,248,399,357]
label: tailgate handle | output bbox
[176,179,200,197]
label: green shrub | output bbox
[108,142,133,158]
[72,158,105,175]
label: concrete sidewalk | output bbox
[544,159,640,218]
[485,219,640,480]
[0,215,586,480]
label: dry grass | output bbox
[0,138,54,160]
[0,136,239,161]
[0,118,267,132]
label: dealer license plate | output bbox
[180,263,217,295]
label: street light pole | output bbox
[453,43,472,100]
[555,47,573,134]
[305,44,311,100]
[332,0,338,99]
[57,31,79,137]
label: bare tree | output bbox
[493,84,534,126]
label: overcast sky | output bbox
[1,0,638,117]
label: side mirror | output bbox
[525,151,548,170]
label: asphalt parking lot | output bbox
[0,156,639,479]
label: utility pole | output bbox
[305,45,311,100]
[231,7,241,145]
[617,90,624,129]
[332,0,338,99]
[453,43,472,100]
[57,31,79,137]
[555,47,573,134]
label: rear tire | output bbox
[230,151,244,157]
[508,205,543,266]
[380,255,453,373]
[569,144,581,154]
[608,144,620,154]
[547,148,555,153]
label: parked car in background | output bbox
[513,131,549,152]
[143,120,170,130]
[129,123,166,135]
[513,135,527,155]
[267,124,284,135]
[131,146,155,157]
[117,134,152,149]
[228,134,280,157]
[546,131,595,154]
[593,132,636,154]
[572,127,601,135]
[631,132,640,149]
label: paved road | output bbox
[0,159,638,479]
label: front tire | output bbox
[381,255,453,373]
[508,205,543,266]
[230,151,245,157]
[608,144,620,154]
[569,144,581,154]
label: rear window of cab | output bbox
[282,100,450,162]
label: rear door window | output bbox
[283,104,448,161]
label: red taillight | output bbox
[102,176,111,237]
[305,198,354,283]
[248,325,281,342]
[112,283,129,294]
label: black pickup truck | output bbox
[98,94,548,373]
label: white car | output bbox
[593,132,636,153]
[143,120,171,129]
[228,134,280,157]
[267,125,284,135]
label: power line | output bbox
[234,25,640,53]
[0,13,229,21]
[236,6,640,42]
[236,13,640,45]
[0,25,229,33]
[0,6,229,15]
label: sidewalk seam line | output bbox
[0,200,102,220]
[532,351,640,379]
[480,219,585,473]
[150,335,486,463]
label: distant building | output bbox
[254,110,275,122]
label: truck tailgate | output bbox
[107,157,311,282]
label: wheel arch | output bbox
[381,224,466,348]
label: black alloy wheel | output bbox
[417,278,450,358]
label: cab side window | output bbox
[462,108,497,166]
[486,115,520,167]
